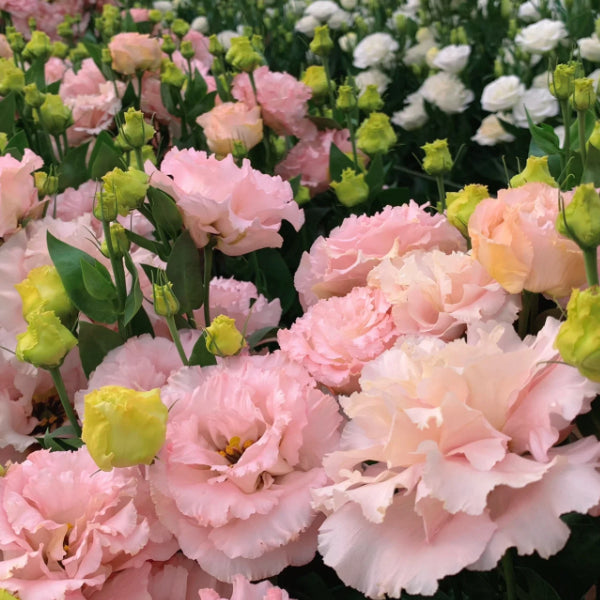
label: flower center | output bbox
[218,435,254,465]
[31,388,66,434]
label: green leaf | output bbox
[59,142,91,192]
[582,142,600,186]
[0,93,16,135]
[123,252,144,327]
[89,130,123,180]
[128,305,155,337]
[5,129,28,160]
[188,330,217,367]
[515,567,561,600]
[147,187,183,240]
[125,229,169,260]
[246,326,277,349]
[365,152,384,198]
[329,142,356,182]
[25,58,46,89]
[254,248,295,313]
[526,110,561,157]
[308,115,344,131]
[166,231,203,314]
[80,259,118,301]
[160,81,182,117]
[82,40,104,72]
[47,231,119,323]
[78,321,123,377]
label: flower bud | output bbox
[357,84,384,113]
[295,184,311,205]
[0,58,24,95]
[35,94,73,136]
[23,83,45,109]
[205,314,246,356]
[310,24,334,57]
[209,34,224,56]
[100,167,149,217]
[16,310,77,369]
[421,138,453,176]
[225,36,262,72]
[82,385,168,471]
[180,40,195,60]
[100,222,131,258]
[557,183,600,249]
[0,589,20,599]
[336,84,356,111]
[302,65,329,102]
[94,189,118,222]
[115,107,155,150]
[69,42,89,63]
[331,168,369,207]
[101,47,112,65]
[6,28,25,55]
[550,63,577,100]
[572,78,595,112]
[161,34,176,56]
[34,171,58,197]
[446,183,489,236]
[51,41,69,60]
[251,34,264,53]
[0,132,8,154]
[356,112,397,155]
[153,280,180,317]
[23,30,52,62]
[148,9,163,23]
[57,19,74,40]
[510,155,558,188]
[172,18,190,39]
[161,60,186,88]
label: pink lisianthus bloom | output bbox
[0,447,178,600]
[468,182,586,297]
[231,66,316,139]
[367,249,520,340]
[60,59,126,147]
[108,32,163,75]
[313,318,600,598]
[199,574,294,600]
[147,148,304,256]
[0,149,43,240]
[278,286,399,394]
[275,129,358,197]
[172,30,214,77]
[140,72,179,132]
[294,202,466,309]
[45,56,68,85]
[148,352,342,582]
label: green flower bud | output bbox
[331,168,370,207]
[0,589,19,599]
[115,107,155,150]
[148,9,163,24]
[23,30,52,62]
[101,4,120,22]
[356,112,397,155]
[161,60,186,88]
[100,222,131,258]
[101,167,149,217]
[16,310,77,369]
[180,40,195,60]
[500,0,512,18]
[205,314,246,356]
[101,47,112,65]
[395,13,407,32]
[161,34,176,56]
[357,84,384,113]
[164,11,175,25]
[152,280,180,317]
[421,138,453,176]
[302,65,329,102]
[295,184,311,205]
[251,34,264,53]
[555,287,600,381]
[51,41,69,60]
[69,42,89,63]
[94,189,118,222]
[0,58,25,95]
[34,171,58,196]
[551,63,577,100]
[28,17,36,31]
[510,155,558,188]
[35,94,73,136]
[6,28,25,55]
[572,78,595,112]
[209,34,224,56]
[310,24,334,57]
[0,132,8,154]
[225,36,262,72]
[446,183,489,236]
[172,18,190,39]
[56,20,74,40]
[557,183,600,249]
[336,84,356,112]
[23,83,45,109]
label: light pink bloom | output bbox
[172,30,214,77]
[313,318,600,598]
[140,72,178,128]
[0,34,12,59]
[60,59,126,146]
[367,249,520,340]
[45,56,68,85]
[108,32,162,75]
[232,66,316,138]
[278,286,399,394]
[147,148,304,255]
[148,352,342,582]
[199,574,294,600]
[0,447,177,600]
[469,182,585,297]
[50,179,97,223]
[295,202,466,309]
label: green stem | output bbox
[166,316,189,365]
[560,98,572,169]
[102,220,128,338]
[345,110,359,168]
[134,147,145,171]
[322,58,335,109]
[248,70,259,106]
[584,248,599,287]
[203,243,214,327]
[53,135,64,161]
[435,175,446,212]
[49,366,82,437]
[578,110,587,165]
[501,550,517,600]
[135,71,144,111]
[186,311,197,328]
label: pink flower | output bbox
[313,318,600,598]
[367,249,520,340]
[60,59,125,147]
[232,66,316,138]
[278,286,399,394]
[108,32,162,75]
[275,129,357,196]
[0,149,43,239]
[468,182,586,297]
[148,352,342,582]
[0,34,12,59]
[294,202,466,309]
[147,148,304,255]
[45,57,68,85]
[172,30,214,77]
[141,72,177,128]
[0,447,177,600]
[199,574,294,600]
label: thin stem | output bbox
[135,71,144,111]
[578,110,587,165]
[186,311,197,329]
[322,58,335,109]
[435,175,446,213]
[203,243,214,327]
[501,550,517,600]
[166,316,189,365]
[248,70,259,106]
[584,248,599,287]
[134,147,145,171]
[102,220,127,338]
[517,290,539,339]
[345,110,359,168]
[560,98,572,169]
[49,366,82,437]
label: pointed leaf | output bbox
[80,259,118,301]
[365,152,384,198]
[78,321,123,377]
[0,93,16,135]
[147,187,183,239]
[89,130,123,180]
[188,330,217,367]
[582,142,600,186]
[329,142,356,182]
[59,142,91,191]
[123,252,144,326]
[166,231,203,314]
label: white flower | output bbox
[403,28,437,66]
[355,68,391,94]
[353,32,399,69]
[328,8,353,29]
[339,32,357,52]
[394,0,420,19]
[305,0,340,21]
[216,30,238,50]
[419,71,474,114]
[287,0,308,15]
[295,14,320,35]
[340,0,357,9]
[518,0,541,21]
[432,44,471,74]
[531,71,551,89]
[554,125,565,147]
[588,68,600,90]
[392,94,428,130]
[472,113,516,146]
[152,0,173,11]
[512,87,559,127]
[578,35,600,63]
[190,15,209,34]
[481,75,525,112]
[515,19,567,54]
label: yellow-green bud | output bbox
[6,29,25,55]
[331,168,370,207]
[500,0,512,18]
[16,310,77,369]
[102,4,120,21]
[336,84,357,112]
[589,121,600,151]
[251,34,264,53]
[101,47,112,65]
[69,42,89,63]
[446,183,489,236]
[28,17,36,31]
[164,11,175,25]
[358,84,384,113]
[572,78,595,112]
[161,60,186,88]
[82,385,168,471]
[152,280,180,317]
[595,17,600,39]
[510,155,558,188]
[35,94,73,136]
[51,41,69,60]
[115,107,155,150]
[127,144,156,167]
[161,34,176,56]
[295,184,311,205]
[172,18,190,39]
[94,189,118,222]
[557,183,600,249]
[395,13,407,32]
[0,132,7,154]
[148,9,163,24]
[310,24,334,57]
[551,63,577,100]
[421,138,453,176]
[34,171,59,196]
[56,20,74,40]
[100,167,149,217]
[23,30,52,62]
[209,34,224,56]
[0,58,25,95]
[180,40,195,60]
[23,83,45,109]
[0,589,19,599]
[301,65,329,102]
[101,222,131,258]
[225,36,262,72]
[15,265,75,324]
[356,112,397,155]
[555,287,600,382]
[205,314,246,356]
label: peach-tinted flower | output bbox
[232,66,316,138]
[367,249,520,340]
[197,102,263,156]
[109,32,162,75]
[148,352,342,582]
[278,286,399,394]
[147,148,304,255]
[468,182,586,297]
[313,318,600,598]
[0,34,12,59]
[294,202,466,308]
[45,56,68,85]
[199,574,294,600]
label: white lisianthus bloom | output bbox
[531,71,551,89]
[481,75,525,112]
[216,30,238,50]
[472,113,516,146]
[339,32,357,52]
[579,35,600,63]
[328,8,353,29]
[403,28,437,66]
[340,0,357,9]
[588,68,600,90]
[512,87,559,127]
[518,0,541,21]
[295,14,320,35]
[353,32,399,69]
[355,68,391,94]
[392,93,428,130]
[190,15,209,34]
[305,0,340,21]
[432,44,471,74]
[153,0,173,11]
[515,19,567,54]
[419,71,474,114]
